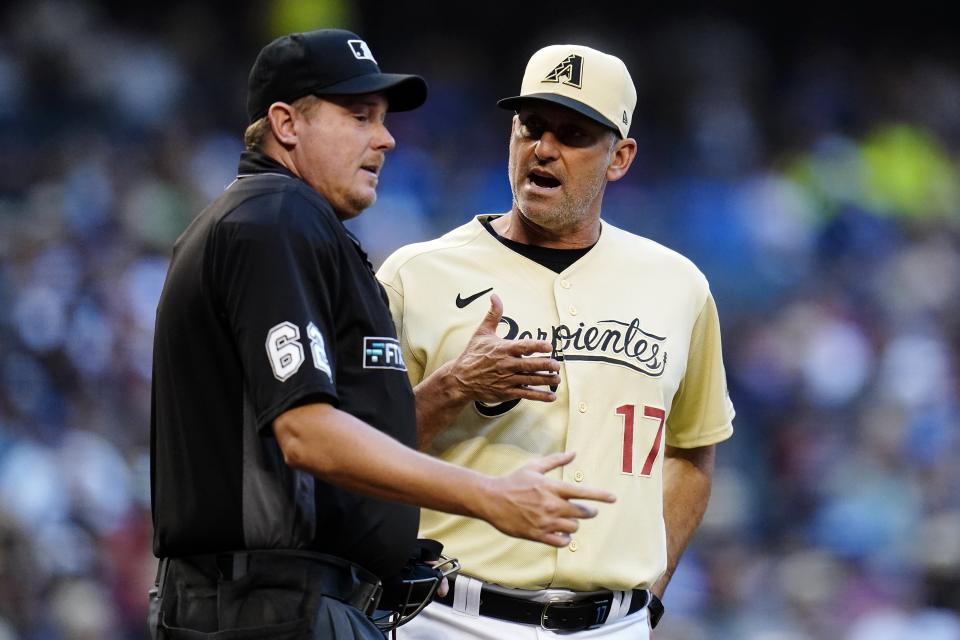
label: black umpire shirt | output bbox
[151,151,418,580]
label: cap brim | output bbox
[317,72,428,112]
[497,94,622,137]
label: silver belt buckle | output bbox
[540,599,563,631]
[540,599,587,631]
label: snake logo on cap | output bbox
[542,54,583,89]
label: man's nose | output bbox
[534,130,561,161]
[375,123,396,151]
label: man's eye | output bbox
[521,120,544,139]
[558,128,595,147]
[353,113,370,123]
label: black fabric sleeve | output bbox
[209,189,340,431]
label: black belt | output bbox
[436,575,650,632]
[159,550,383,616]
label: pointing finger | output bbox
[525,451,576,474]
[554,481,617,504]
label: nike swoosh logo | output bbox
[455,287,494,308]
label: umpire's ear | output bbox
[266,101,299,148]
[606,137,638,183]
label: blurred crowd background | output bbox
[0,1,958,638]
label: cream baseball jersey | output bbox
[377,215,734,592]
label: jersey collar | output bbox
[236,150,298,180]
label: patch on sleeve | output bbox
[363,337,406,371]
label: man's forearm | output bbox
[413,361,469,448]
[651,444,716,598]
[272,402,617,547]
[275,401,481,512]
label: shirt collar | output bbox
[236,150,298,179]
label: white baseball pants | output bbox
[398,598,650,639]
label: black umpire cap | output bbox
[246,29,428,123]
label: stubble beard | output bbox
[338,185,378,220]
[350,191,376,214]
[509,157,608,235]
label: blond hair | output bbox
[243,95,324,150]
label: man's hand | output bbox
[449,294,560,404]
[414,293,562,447]
[477,451,616,547]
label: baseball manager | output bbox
[378,43,735,638]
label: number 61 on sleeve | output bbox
[615,404,665,476]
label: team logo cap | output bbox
[246,29,427,123]
[498,44,636,138]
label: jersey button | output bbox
[560,279,571,289]
[569,539,579,552]
[578,401,587,413]
[569,305,578,316]
[574,470,585,482]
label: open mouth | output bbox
[528,172,561,188]
[361,164,380,176]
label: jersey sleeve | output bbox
[666,291,735,448]
[209,193,340,431]
[377,259,426,386]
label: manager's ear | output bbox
[267,102,298,148]
[607,137,638,182]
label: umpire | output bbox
[149,29,615,639]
